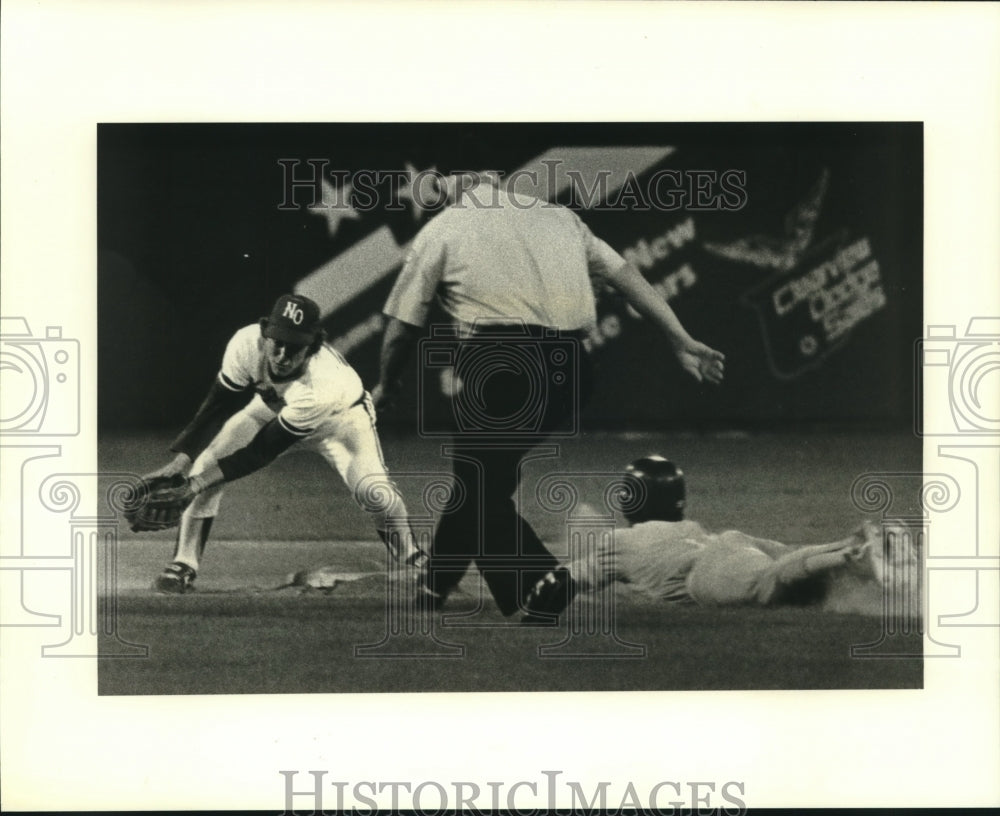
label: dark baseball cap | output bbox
[261,294,322,344]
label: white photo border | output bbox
[2,1,998,810]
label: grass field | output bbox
[98,428,923,694]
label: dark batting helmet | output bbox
[623,455,686,524]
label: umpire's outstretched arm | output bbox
[598,261,726,386]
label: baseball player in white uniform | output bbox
[145,293,423,593]
[568,456,919,614]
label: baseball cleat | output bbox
[521,567,577,625]
[153,561,197,594]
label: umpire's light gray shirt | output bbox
[383,184,625,332]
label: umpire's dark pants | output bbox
[429,324,593,616]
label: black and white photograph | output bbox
[97,121,925,695]
[2,2,998,813]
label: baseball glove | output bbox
[123,473,196,532]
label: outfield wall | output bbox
[98,123,921,430]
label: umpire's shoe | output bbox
[153,562,197,594]
[521,567,577,625]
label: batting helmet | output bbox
[623,455,686,524]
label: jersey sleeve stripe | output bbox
[277,414,314,437]
[218,372,249,392]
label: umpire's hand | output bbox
[676,339,726,385]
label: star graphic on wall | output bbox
[397,162,440,222]
[309,177,362,237]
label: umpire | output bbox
[373,172,724,622]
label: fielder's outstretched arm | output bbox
[143,378,254,479]
[599,261,726,385]
[170,378,255,460]
[133,417,303,530]
[185,417,300,494]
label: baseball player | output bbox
[374,172,725,622]
[565,456,919,612]
[142,293,424,593]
